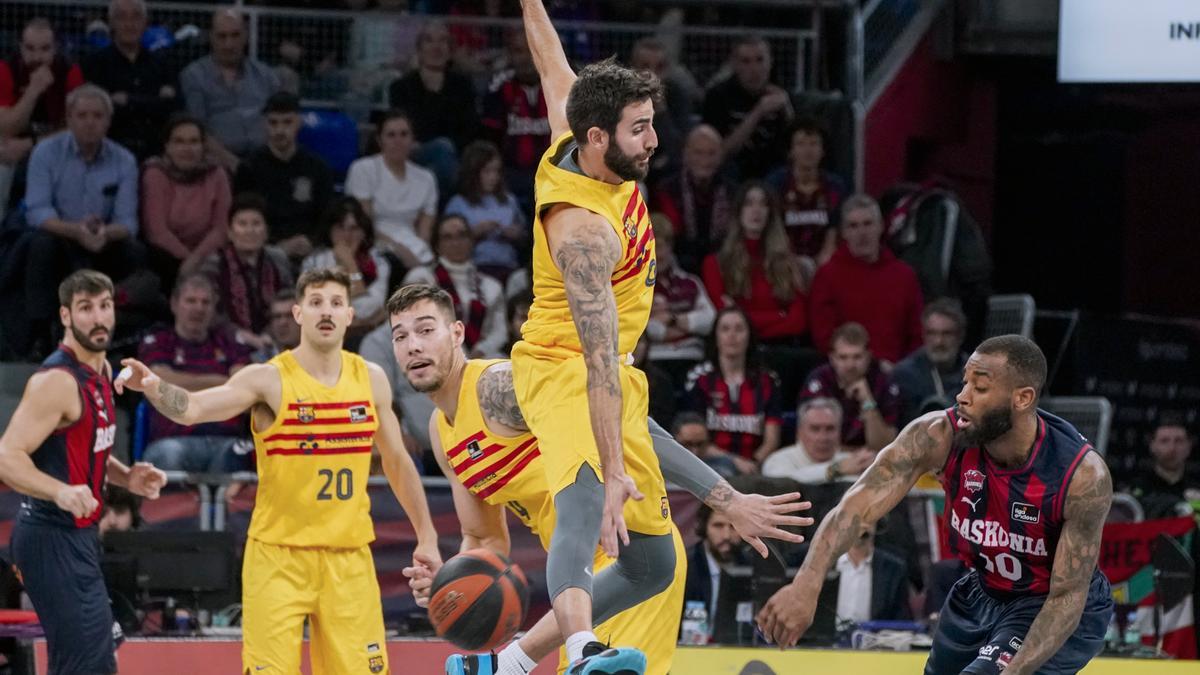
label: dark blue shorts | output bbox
[11,520,116,675]
[925,569,1113,675]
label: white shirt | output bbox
[761,442,852,483]
[704,546,721,636]
[345,155,438,263]
[835,552,873,623]
[404,257,507,358]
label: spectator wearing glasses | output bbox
[672,411,747,479]
[891,298,969,424]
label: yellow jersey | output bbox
[520,132,656,356]
[435,360,554,546]
[249,350,379,548]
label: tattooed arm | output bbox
[477,362,529,432]
[115,357,274,426]
[1003,453,1111,675]
[756,411,954,646]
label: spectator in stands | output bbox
[205,193,293,343]
[388,19,479,194]
[404,214,506,358]
[701,180,807,345]
[346,110,438,271]
[802,322,900,451]
[84,0,179,161]
[628,36,695,181]
[301,198,391,338]
[810,194,924,363]
[482,29,549,212]
[0,18,85,214]
[766,118,846,271]
[633,335,677,429]
[891,299,969,424]
[652,124,733,274]
[444,140,526,282]
[139,273,252,472]
[234,92,334,263]
[672,411,747,478]
[646,213,715,388]
[180,8,280,169]
[685,306,782,465]
[832,522,912,622]
[21,84,141,352]
[245,288,302,362]
[702,34,792,179]
[504,290,531,355]
[762,398,873,484]
[683,502,752,639]
[1128,415,1199,520]
[99,486,141,539]
[141,114,230,288]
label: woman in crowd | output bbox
[645,212,715,389]
[443,139,526,282]
[301,197,391,338]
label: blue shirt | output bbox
[24,132,139,235]
[180,55,279,155]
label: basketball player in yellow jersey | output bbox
[387,285,810,675]
[115,268,440,675]
[511,1,672,670]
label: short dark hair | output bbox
[262,91,300,115]
[457,140,509,205]
[377,109,411,136]
[506,290,532,325]
[974,334,1047,396]
[295,267,351,299]
[430,213,470,254]
[171,271,217,302]
[386,283,456,321]
[565,56,662,142]
[732,33,769,53]
[58,269,114,307]
[923,297,967,331]
[1154,412,1189,434]
[161,111,206,146]
[319,197,375,250]
[104,486,142,529]
[229,191,268,223]
[671,411,706,436]
[831,322,870,350]
[788,116,826,144]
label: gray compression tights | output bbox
[545,464,677,624]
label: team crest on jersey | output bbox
[1011,502,1040,524]
[624,217,638,239]
[661,496,670,519]
[368,655,384,673]
[466,440,484,461]
[645,259,657,287]
[963,469,986,494]
[349,405,368,423]
[297,406,315,423]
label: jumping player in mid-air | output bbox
[510,1,671,671]
[389,285,812,675]
[757,335,1115,674]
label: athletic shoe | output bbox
[566,641,647,675]
[445,653,498,675]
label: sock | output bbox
[565,631,598,664]
[496,641,538,675]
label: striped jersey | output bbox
[941,408,1095,597]
[250,350,379,548]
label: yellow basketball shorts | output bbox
[554,524,688,675]
[242,538,388,674]
[511,341,672,536]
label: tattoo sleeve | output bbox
[1004,454,1111,675]
[153,380,191,422]
[477,366,528,432]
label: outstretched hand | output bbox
[722,491,813,558]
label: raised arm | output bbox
[1003,453,1111,675]
[115,358,270,427]
[520,0,576,139]
[757,411,953,646]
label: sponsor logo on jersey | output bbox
[963,469,986,494]
[950,511,1049,556]
[960,495,982,511]
[349,405,368,423]
[661,496,670,519]
[297,406,315,423]
[1011,502,1040,524]
[466,440,484,461]
[93,424,116,453]
[367,642,380,653]
[645,258,657,287]
[977,644,999,658]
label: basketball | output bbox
[428,548,530,651]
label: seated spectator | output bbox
[83,0,178,161]
[444,140,526,282]
[481,29,549,213]
[682,502,752,641]
[702,34,792,179]
[701,180,807,345]
[141,114,230,287]
[234,92,334,263]
[253,288,301,362]
[763,398,874,484]
[205,192,294,341]
[646,213,715,388]
[301,198,391,337]
[831,522,911,622]
[685,306,782,464]
[673,411,751,479]
[633,335,676,429]
[811,194,924,363]
[651,125,733,274]
[388,19,479,194]
[404,214,506,358]
[346,110,438,270]
[628,36,696,182]
[180,8,280,169]
[138,273,251,472]
[892,298,969,424]
[21,84,142,354]
[0,18,85,214]
[504,290,531,355]
[1128,415,1199,520]
[99,486,141,539]
[802,322,900,451]
[765,118,847,269]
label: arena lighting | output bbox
[1059,0,1200,82]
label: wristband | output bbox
[860,400,878,414]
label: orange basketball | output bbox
[427,548,530,651]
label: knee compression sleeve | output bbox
[546,464,604,601]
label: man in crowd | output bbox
[682,503,752,640]
[802,322,900,452]
[1128,415,1199,520]
[702,34,792,178]
[762,398,874,484]
[891,299,970,424]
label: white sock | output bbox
[565,631,598,664]
[496,640,538,675]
